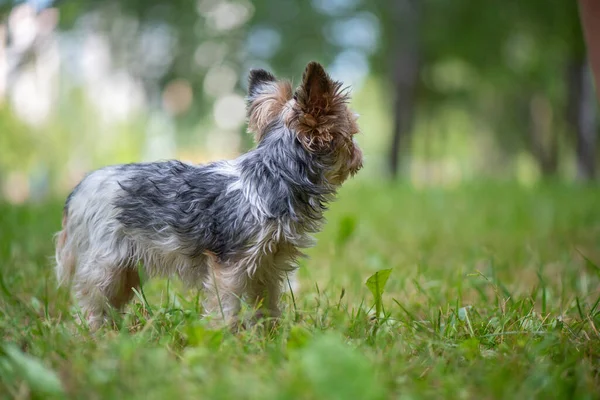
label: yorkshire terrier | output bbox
[55,61,362,330]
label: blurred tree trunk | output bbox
[578,0,600,104]
[528,94,558,176]
[0,24,5,103]
[388,0,420,178]
[567,61,597,180]
[576,0,599,180]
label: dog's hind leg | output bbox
[72,256,140,330]
[55,212,77,286]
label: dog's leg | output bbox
[202,257,246,327]
[246,271,283,321]
[105,267,141,310]
[72,258,139,330]
[246,248,298,322]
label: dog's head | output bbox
[246,62,362,185]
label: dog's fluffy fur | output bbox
[55,62,362,329]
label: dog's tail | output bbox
[55,209,76,286]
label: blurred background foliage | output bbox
[0,0,596,202]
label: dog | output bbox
[54,61,362,330]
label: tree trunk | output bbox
[576,0,600,180]
[388,0,420,179]
[0,24,5,103]
[576,64,597,180]
[528,94,558,176]
[578,0,600,104]
[567,60,597,180]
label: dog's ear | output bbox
[248,69,277,98]
[290,62,348,153]
[295,61,334,112]
[247,68,293,142]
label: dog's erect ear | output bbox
[289,62,349,153]
[295,61,334,111]
[248,69,277,98]
[246,68,293,142]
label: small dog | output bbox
[55,61,362,329]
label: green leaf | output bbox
[336,215,357,247]
[366,269,392,300]
[287,325,312,351]
[459,338,481,360]
[185,323,224,349]
[297,333,385,400]
[365,269,392,317]
[0,344,64,396]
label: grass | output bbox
[1,181,599,399]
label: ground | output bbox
[1,181,599,399]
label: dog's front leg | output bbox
[202,265,245,326]
[247,272,283,321]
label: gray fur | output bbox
[113,123,332,262]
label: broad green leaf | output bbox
[185,323,224,349]
[366,269,392,299]
[365,269,392,317]
[297,333,385,400]
[287,325,312,351]
[1,344,64,396]
[336,215,357,247]
[459,338,481,360]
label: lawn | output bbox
[1,181,599,399]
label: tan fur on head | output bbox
[245,62,363,184]
[286,62,362,183]
[247,81,293,141]
[286,62,356,153]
